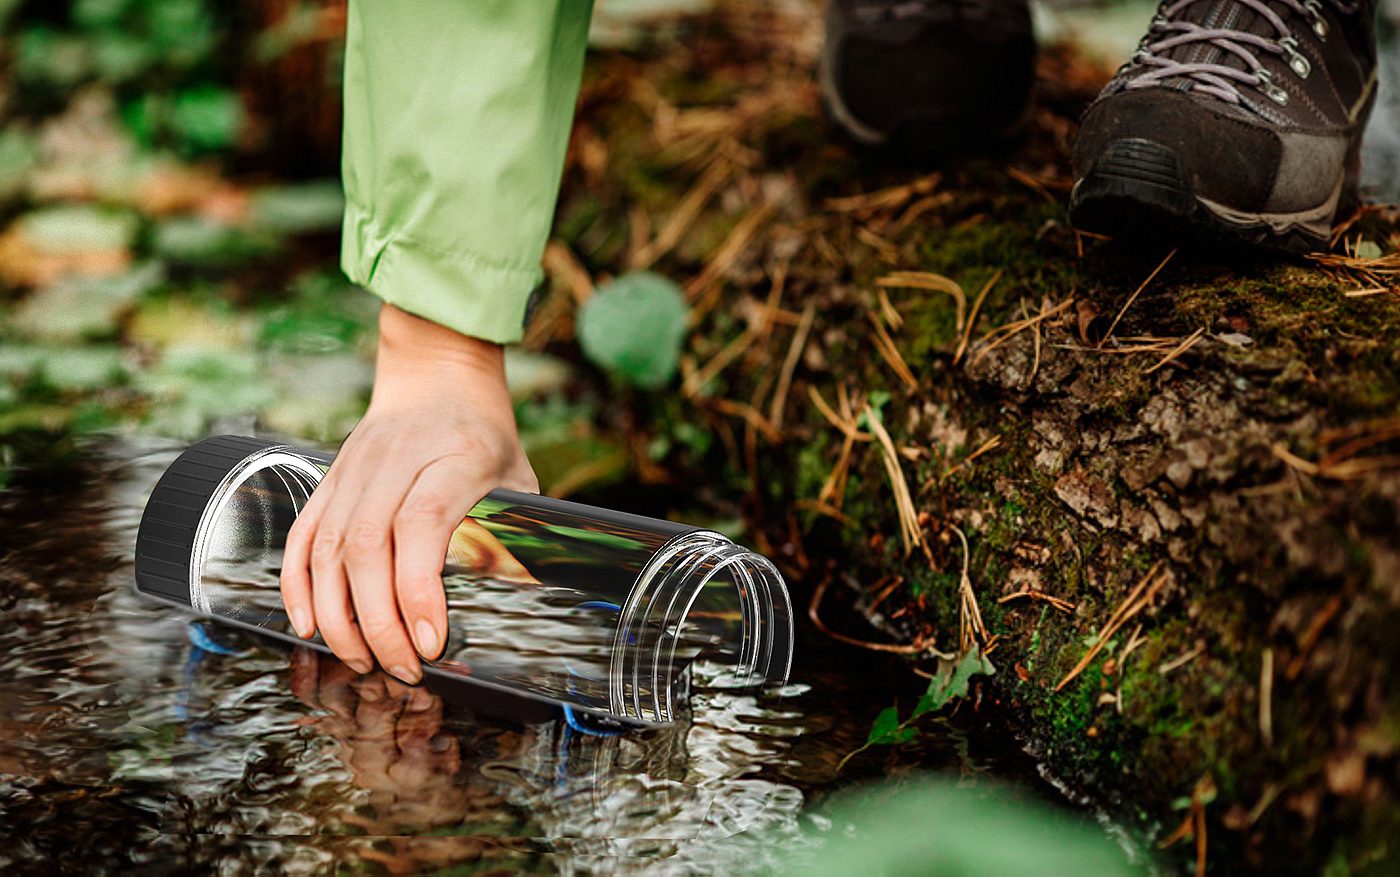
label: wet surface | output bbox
[0,436,1063,876]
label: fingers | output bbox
[288,645,320,705]
[280,478,330,640]
[310,523,375,675]
[394,456,492,662]
[342,472,425,684]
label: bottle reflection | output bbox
[283,645,730,859]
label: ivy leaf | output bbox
[912,646,997,720]
[866,706,899,744]
[866,706,917,746]
[577,270,688,388]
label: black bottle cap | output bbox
[134,434,281,605]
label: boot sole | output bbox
[1068,138,1349,255]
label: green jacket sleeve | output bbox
[340,0,593,344]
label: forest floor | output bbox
[1,2,1398,875]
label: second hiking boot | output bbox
[821,0,1037,152]
[1069,0,1378,252]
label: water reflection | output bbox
[0,436,1065,875]
[0,437,835,875]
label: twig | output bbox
[1158,641,1206,674]
[545,450,627,499]
[1028,296,1046,388]
[824,172,941,216]
[868,309,919,390]
[1285,593,1344,680]
[630,159,730,269]
[1056,562,1167,692]
[1102,248,1176,345]
[865,403,925,557]
[1006,166,1058,203]
[1115,624,1147,713]
[685,198,778,305]
[1143,326,1206,374]
[952,525,986,653]
[876,288,903,330]
[954,269,1002,365]
[768,303,815,430]
[864,575,906,618]
[809,576,941,655]
[967,297,1074,370]
[998,589,1075,614]
[681,260,787,397]
[877,271,966,333]
[808,386,871,441]
[1260,648,1274,748]
[541,240,595,305]
[856,226,900,261]
[710,397,781,443]
[793,497,857,527]
[938,435,1003,483]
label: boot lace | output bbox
[1124,0,1361,106]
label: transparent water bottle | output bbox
[134,435,793,724]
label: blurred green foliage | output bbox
[788,776,1145,877]
[577,270,689,388]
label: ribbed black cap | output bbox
[134,434,281,605]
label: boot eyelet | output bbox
[1255,69,1290,104]
[1278,36,1311,78]
[1303,0,1329,38]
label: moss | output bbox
[551,13,1400,874]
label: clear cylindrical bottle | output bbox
[134,435,793,724]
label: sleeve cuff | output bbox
[341,199,540,345]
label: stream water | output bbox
[0,436,1077,876]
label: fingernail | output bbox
[390,665,422,685]
[289,607,311,638]
[349,659,373,675]
[414,620,440,658]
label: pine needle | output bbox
[877,271,967,333]
[1102,248,1176,345]
[865,403,924,558]
[1055,562,1167,692]
[954,268,1002,365]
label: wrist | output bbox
[375,303,505,385]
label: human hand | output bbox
[280,303,537,683]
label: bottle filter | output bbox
[134,436,793,723]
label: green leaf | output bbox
[912,646,997,719]
[249,181,345,234]
[866,706,917,746]
[15,29,92,86]
[576,270,688,388]
[866,706,900,744]
[72,0,135,29]
[172,87,243,152]
[91,32,154,83]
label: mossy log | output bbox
[545,8,1400,874]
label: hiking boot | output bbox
[820,0,1038,152]
[1069,0,1379,252]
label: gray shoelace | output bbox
[1125,0,1359,106]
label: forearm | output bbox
[340,0,595,344]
